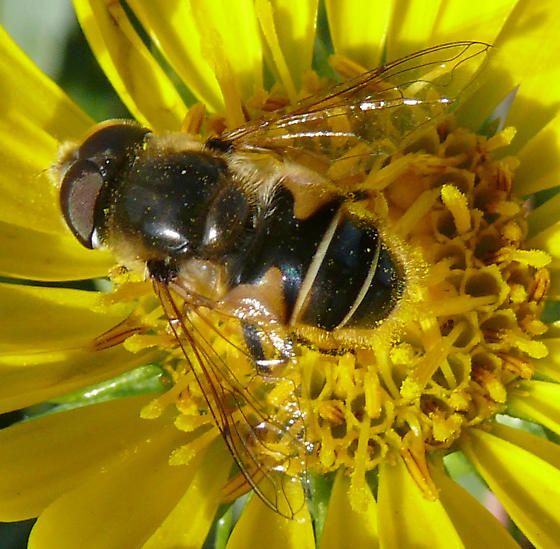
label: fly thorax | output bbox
[97,149,255,269]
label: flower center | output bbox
[279,118,548,503]
[109,78,550,507]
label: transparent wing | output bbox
[152,278,309,518]
[221,41,490,180]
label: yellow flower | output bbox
[1,1,560,548]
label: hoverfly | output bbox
[55,42,490,517]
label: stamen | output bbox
[440,184,471,235]
[400,432,438,500]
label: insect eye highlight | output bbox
[78,121,150,163]
[60,159,104,249]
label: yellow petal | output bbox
[431,0,516,45]
[515,115,560,195]
[387,0,441,59]
[527,193,560,238]
[527,221,560,266]
[0,112,64,234]
[142,439,231,549]
[535,336,560,382]
[0,27,92,234]
[377,459,464,548]
[389,0,516,61]
[256,0,297,102]
[493,422,560,470]
[461,427,560,548]
[0,26,92,141]
[28,411,200,548]
[0,347,157,414]
[190,1,263,127]
[507,380,560,436]
[326,0,393,69]
[497,0,560,152]
[268,0,318,90]
[0,221,113,281]
[459,0,560,141]
[320,470,378,549]
[0,395,166,520]
[126,1,224,112]
[0,284,131,353]
[431,462,518,548]
[548,268,560,300]
[227,482,314,549]
[73,0,187,131]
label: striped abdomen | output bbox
[235,187,404,332]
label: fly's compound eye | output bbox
[60,159,104,249]
[78,121,150,179]
[59,121,151,249]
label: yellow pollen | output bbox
[440,184,472,235]
[393,188,440,237]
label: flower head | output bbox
[1,1,560,548]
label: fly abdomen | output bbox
[237,187,404,332]
[297,213,403,330]
[236,188,340,312]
